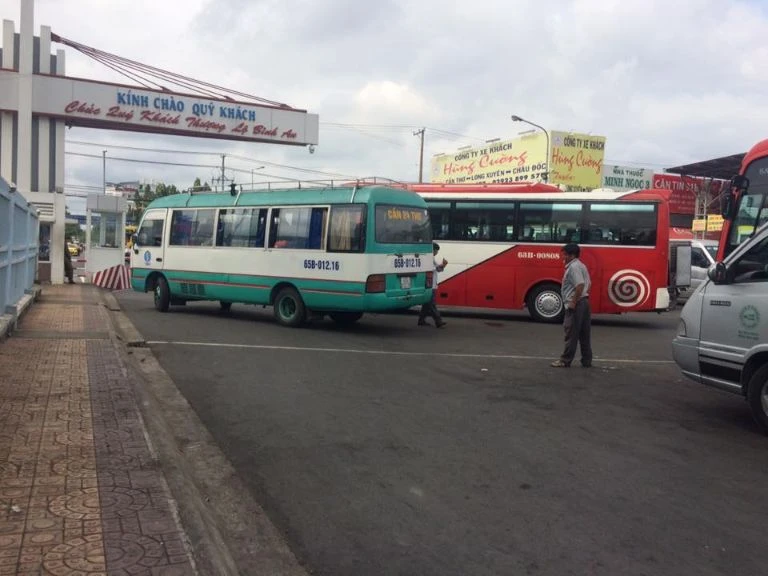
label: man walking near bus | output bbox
[418,242,447,328]
[551,243,592,367]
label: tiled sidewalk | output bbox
[0,284,195,575]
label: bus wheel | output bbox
[220,301,232,313]
[274,287,306,327]
[527,283,564,323]
[154,276,170,313]
[746,364,768,435]
[329,312,363,325]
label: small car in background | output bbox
[677,240,718,301]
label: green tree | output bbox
[64,208,84,243]
[192,177,211,192]
[127,182,181,223]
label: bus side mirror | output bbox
[721,193,734,219]
[708,262,727,284]
[132,234,139,254]
[722,175,749,219]
[732,174,749,192]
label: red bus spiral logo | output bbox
[608,269,650,308]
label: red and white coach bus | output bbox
[402,182,690,322]
[718,138,768,259]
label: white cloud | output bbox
[0,0,766,213]
[354,81,436,121]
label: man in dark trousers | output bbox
[418,242,447,328]
[551,243,592,367]
[63,247,75,284]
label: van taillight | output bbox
[426,272,433,288]
[366,274,386,293]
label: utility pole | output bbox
[413,128,425,183]
[220,154,226,192]
[102,150,107,193]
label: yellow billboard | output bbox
[706,214,724,232]
[429,133,548,184]
[692,219,706,232]
[549,131,606,189]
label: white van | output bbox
[677,240,719,301]
[672,224,768,433]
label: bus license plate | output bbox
[400,276,412,289]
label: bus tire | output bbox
[527,283,564,323]
[746,363,768,435]
[154,276,170,313]
[220,301,232,313]
[273,287,306,327]
[329,312,363,325]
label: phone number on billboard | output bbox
[490,172,547,183]
[304,259,340,271]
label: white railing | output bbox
[0,182,39,317]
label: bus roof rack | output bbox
[184,176,411,194]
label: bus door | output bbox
[132,209,167,270]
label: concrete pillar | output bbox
[1,20,15,184]
[37,25,50,193]
[16,0,32,194]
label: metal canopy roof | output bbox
[665,153,745,181]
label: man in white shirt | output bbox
[551,243,592,367]
[418,242,447,328]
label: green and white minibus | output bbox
[129,184,434,327]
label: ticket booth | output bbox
[85,194,127,280]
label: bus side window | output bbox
[731,234,768,283]
[138,219,163,247]
[269,209,281,248]
[329,205,364,252]
[585,203,656,246]
[216,212,227,246]
[308,208,327,250]
[253,209,268,247]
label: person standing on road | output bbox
[418,242,447,328]
[63,247,75,284]
[551,242,592,368]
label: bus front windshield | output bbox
[727,156,768,253]
[375,205,432,244]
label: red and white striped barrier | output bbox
[92,264,131,290]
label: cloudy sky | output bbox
[3,0,767,214]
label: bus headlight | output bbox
[677,319,687,337]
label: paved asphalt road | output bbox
[117,292,768,576]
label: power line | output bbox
[66,140,213,156]
[64,152,329,186]
[322,122,418,129]
[426,127,486,142]
[66,151,222,170]
[65,140,357,179]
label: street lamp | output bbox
[251,166,265,188]
[511,115,549,182]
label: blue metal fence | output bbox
[0,179,39,316]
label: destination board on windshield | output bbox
[384,208,425,222]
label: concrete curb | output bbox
[101,291,146,347]
[0,285,41,341]
[104,290,309,576]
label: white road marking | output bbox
[145,340,675,364]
